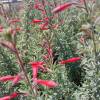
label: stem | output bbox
[91,26,97,58]
[83,0,89,15]
[41,0,54,66]
[14,47,35,97]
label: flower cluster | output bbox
[30,61,58,88]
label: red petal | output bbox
[0,29,3,32]
[0,75,15,82]
[0,96,10,100]
[59,57,81,64]
[52,2,73,13]
[32,66,38,79]
[43,17,49,22]
[0,25,3,32]
[10,92,19,99]
[32,19,43,23]
[36,79,58,88]
[30,61,44,79]
[30,61,44,67]
[0,92,19,100]
[12,74,21,85]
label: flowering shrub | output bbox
[0,0,100,99]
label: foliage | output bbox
[0,0,100,100]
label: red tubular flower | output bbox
[0,96,10,100]
[33,66,38,79]
[32,19,43,23]
[34,3,40,9]
[30,61,44,79]
[36,79,58,88]
[52,2,73,13]
[0,29,3,32]
[0,25,3,32]
[12,74,21,85]
[40,22,49,30]
[59,57,81,64]
[0,75,15,82]
[10,92,19,99]
[0,92,20,100]
[30,61,44,67]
